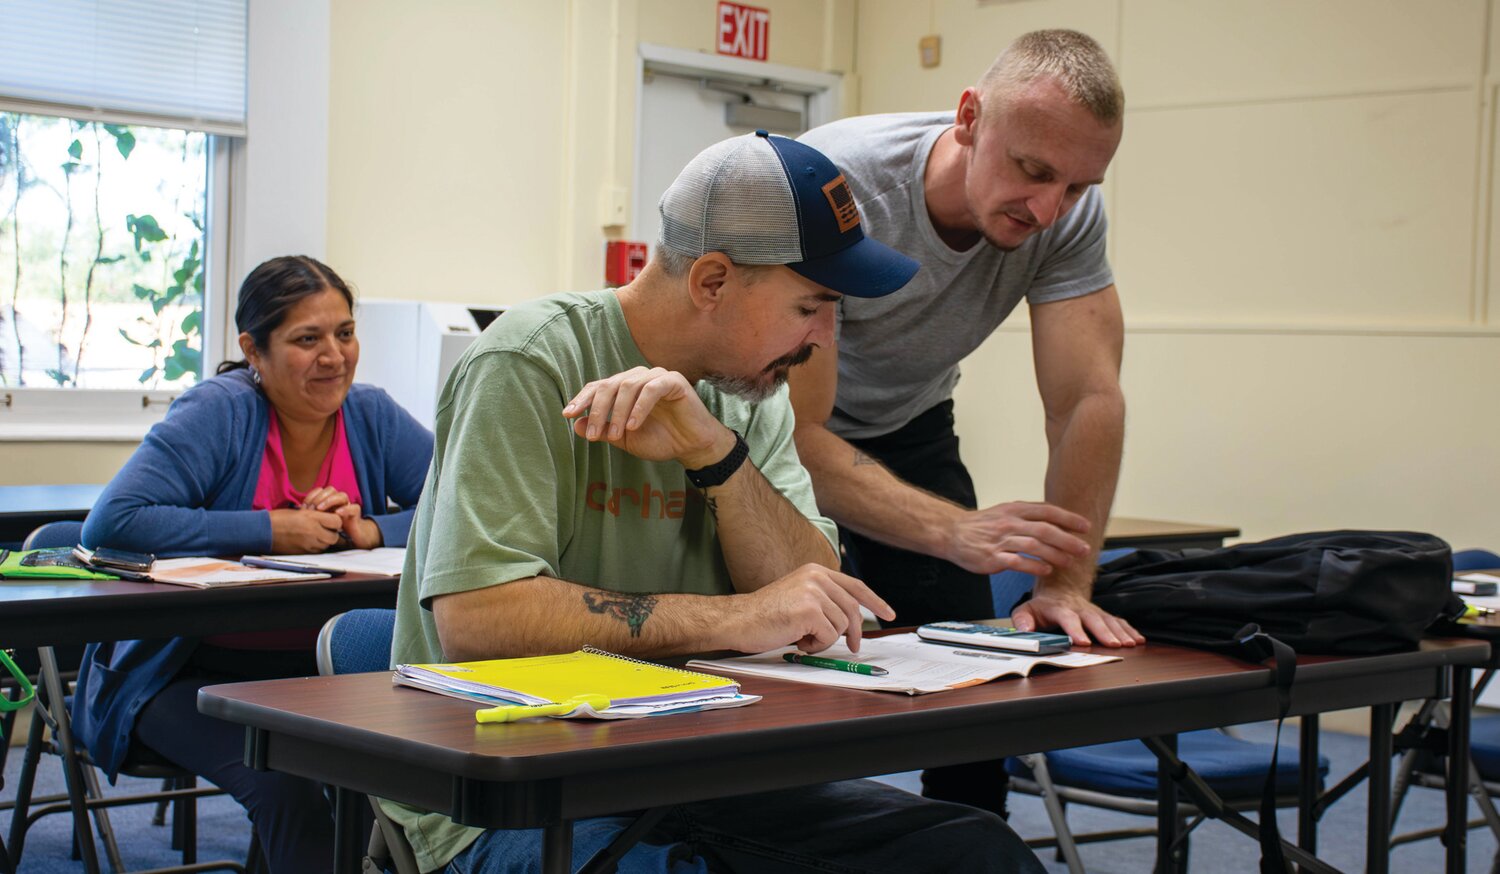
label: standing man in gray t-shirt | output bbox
[792,30,1143,815]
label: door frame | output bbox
[632,42,844,243]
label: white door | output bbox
[632,49,839,255]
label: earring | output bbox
[250,366,262,385]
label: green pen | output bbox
[782,652,889,676]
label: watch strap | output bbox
[684,431,749,489]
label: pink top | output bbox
[206,409,363,651]
[252,408,363,513]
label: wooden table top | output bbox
[200,637,1489,785]
[1103,517,1241,544]
[0,572,399,648]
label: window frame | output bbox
[0,130,233,441]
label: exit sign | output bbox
[717,2,769,62]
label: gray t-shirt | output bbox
[799,111,1114,439]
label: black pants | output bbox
[133,645,335,874]
[841,400,1009,818]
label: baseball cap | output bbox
[658,130,918,298]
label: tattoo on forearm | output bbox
[852,450,879,467]
[582,590,659,638]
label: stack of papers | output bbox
[395,646,760,719]
[147,558,329,588]
[688,633,1121,695]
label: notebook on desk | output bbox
[395,646,759,719]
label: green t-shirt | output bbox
[383,289,837,871]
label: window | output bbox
[0,0,246,438]
[0,112,209,389]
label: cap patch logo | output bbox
[821,175,860,233]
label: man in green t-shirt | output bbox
[385,131,1046,873]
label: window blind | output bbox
[0,0,247,135]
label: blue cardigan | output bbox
[74,368,433,778]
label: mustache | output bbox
[763,345,815,373]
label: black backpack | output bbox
[1093,529,1461,655]
[1088,530,1462,872]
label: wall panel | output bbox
[1113,90,1478,324]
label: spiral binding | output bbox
[581,645,733,684]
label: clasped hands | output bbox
[269,486,382,553]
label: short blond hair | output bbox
[979,29,1123,124]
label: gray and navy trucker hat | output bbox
[658,130,918,298]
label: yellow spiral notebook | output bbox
[393,645,758,719]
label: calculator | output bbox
[916,621,1073,654]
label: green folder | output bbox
[0,547,121,580]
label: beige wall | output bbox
[858,0,1500,548]
[326,0,856,303]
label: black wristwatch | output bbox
[685,431,749,489]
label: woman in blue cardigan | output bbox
[75,256,433,873]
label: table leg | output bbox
[1155,733,1180,874]
[543,820,574,874]
[1446,666,1471,874]
[334,785,361,873]
[1367,703,1395,874]
[1299,713,1320,859]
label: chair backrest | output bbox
[1454,549,1500,572]
[316,609,397,677]
[22,520,85,550]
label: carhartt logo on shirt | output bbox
[586,481,701,519]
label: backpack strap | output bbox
[1236,623,1298,873]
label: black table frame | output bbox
[201,642,1487,874]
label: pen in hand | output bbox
[287,499,352,547]
[782,653,889,676]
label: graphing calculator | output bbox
[916,621,1073,654]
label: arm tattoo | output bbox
[852,450,880,467]
[582,590,659,638]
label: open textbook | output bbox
[688,632,1120,695]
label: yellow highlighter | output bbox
[474,693,612,724]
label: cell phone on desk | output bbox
[73,545,155,574]
[916,621,1073,654]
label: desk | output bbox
[200,637,1487,874]
[0,573,399,650]
[1102,517,1240,551]
[0,484,103,547]
[0,572,399,873]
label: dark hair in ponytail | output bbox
[216,256,356,375]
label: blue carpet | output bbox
[2,717,1495,871]
[0,727,254,873]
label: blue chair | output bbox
[315,609,419,874]
[1008,732,1329,872]
[20,520,84,551]
[992,549,1329,873]
[1453,548,1500,571]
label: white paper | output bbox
[688,633,1119,695]
[243,547,406,577]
